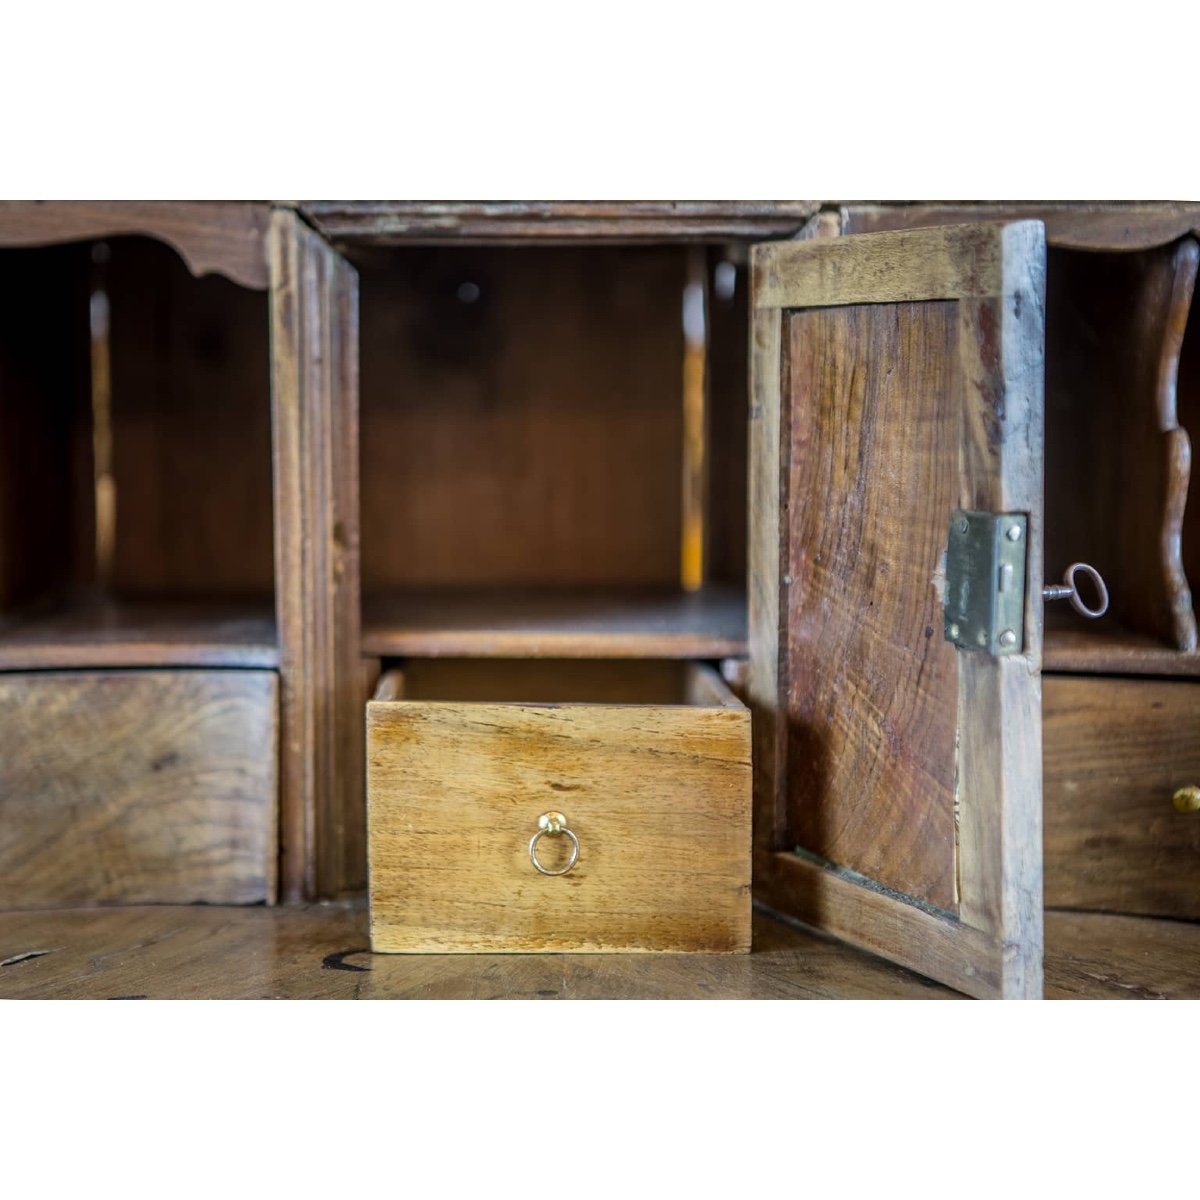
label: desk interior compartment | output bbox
[1043,238,1200,673]
[0,237,276,668]
[355,245,749,661]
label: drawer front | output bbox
[367,697,751,952]
[0,670,278,908]
[1044,675,1200,918]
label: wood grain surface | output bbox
[0,596,277,669]
[1044,675,1200,918]
[784,301,960,910]
[302,201,818,244]
[0,201,270,289]
[1043,610,1200,675]
[751,221,1047,998]
[107,237,275,598]
[0,670,278,908]
[754,223,1010,308]
[368,665,751,953]
[358,246,686,590]
[380,658,717,705]
[1044,239,1198,650]
[0,904,1195,999]
[0,906,956,1000]
[270,211,363,901]
[840,203,1200,252]
[1042,910,1200,1000]
[361,586,746,659]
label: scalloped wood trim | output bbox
[0,201,269,290]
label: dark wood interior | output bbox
[376,657,720,705]
[1042,239,1199,668]
[355,244,749,659]
[0,237,275,666]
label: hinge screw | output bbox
[999,629,1017,648]
[1006,524,1022,542]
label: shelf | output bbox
[1043,610,1200,677]
[0,595,278,670]
[361,586,748,660]
[1,904,1195,999]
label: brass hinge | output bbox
[943,511,1027,656]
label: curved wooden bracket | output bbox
[1159,240,1199,649]
[0,201,270,290]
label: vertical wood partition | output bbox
[270,211,363,900]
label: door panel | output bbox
[785,302,961,910]
[749,222,1047,998]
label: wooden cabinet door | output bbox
[748,222,1047,998]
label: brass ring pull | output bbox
[1043,562,1109,619]
[529,811,580,876]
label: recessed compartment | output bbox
[0,237,276,667]
[1043,238,1200,672]
[367,659,751,953]
[355,245,749,660]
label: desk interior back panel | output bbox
[107,237,274,599]
[357,246,688,590]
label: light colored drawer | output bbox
[0,670,278,908]
[367,660,751,953]
[1044,675,1200,918]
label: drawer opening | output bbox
[1043,238,1200,676]
[353,244,749,662]
[0,238,277,670]
[371,658,745,708]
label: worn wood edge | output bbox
[367,936,751,955]
[683,662,744,708]
[301,201,819,244]
[0,201,270,289]
[953,220,1046,998]
[0,642,278,670]
[840,203,1200,251]
[754,850,1008,998]
[360,627,747,659]
[752,222,1040,309]
[372,669,404,701]
[747,216,838,861]
[269,211,307,900]
[269,210,363,900]
[1158,240,1199,651]
[747,303,784,857]
[1042,635,1200,675]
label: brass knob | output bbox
[1172,787,1200,814]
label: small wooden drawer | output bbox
[1044,675,1200,918]
[0,670,278,909]
[367,660,751,953]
